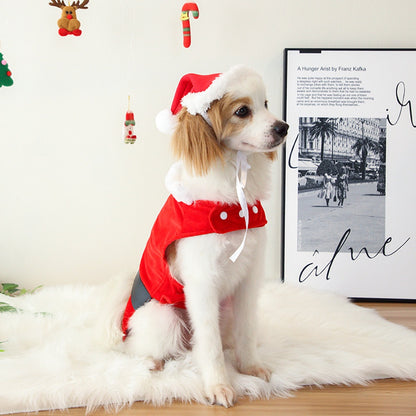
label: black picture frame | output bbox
[282,48,416,301]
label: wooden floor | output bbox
[26,302,416,416]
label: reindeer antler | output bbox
[71,0,89,9]
[49,0,67,8]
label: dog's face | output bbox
[172,75,288,175]
[212,94,288,154]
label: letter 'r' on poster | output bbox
[283,49,415,300]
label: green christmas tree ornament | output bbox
[0,52,13,87]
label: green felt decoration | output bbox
[0,52,13,87]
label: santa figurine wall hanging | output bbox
[124,96,137,144]
[0,52,13,87]
[49,0,90,36]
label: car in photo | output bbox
[305,170,324,185]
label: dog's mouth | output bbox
[241,141,261,151]
[240,122,288,152]
[241,136,286,152]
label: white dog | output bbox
[121,65,288,407]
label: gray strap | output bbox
[131,270,152,310]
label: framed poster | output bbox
[283,48,415,300]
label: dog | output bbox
[121,65,288,407]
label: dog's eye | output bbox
[265,100,268,109]
[235,106,251,118]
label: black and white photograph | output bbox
[284,49,415,300]
[297,117,386,253]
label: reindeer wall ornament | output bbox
[49,0,90,36]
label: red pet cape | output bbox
[122,195,267,336]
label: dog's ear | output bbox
[171,108,224,176]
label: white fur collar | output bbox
[165,152,272,205]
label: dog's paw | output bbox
[206,383,237,408]
[239,364,272,382]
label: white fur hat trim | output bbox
[181,65,262,116]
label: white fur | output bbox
[166,152,272,205]
[122,300,187,361]
[2,280,416,414]
[124,69,285,407]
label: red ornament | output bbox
[124,111,137,144]
[181,3,199,48]
[124,96,137,144]
[49,0,89,37]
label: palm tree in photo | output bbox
[352,119,379,180]
[377,135,386,164]
[316,159,338,176]
[309,118,337,161]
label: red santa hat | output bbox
[155,65,263,134]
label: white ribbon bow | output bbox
[229,151,251,263]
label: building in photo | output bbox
[298,117,386,179]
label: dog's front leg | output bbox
[232,261,272,382]
[184,281,236,407]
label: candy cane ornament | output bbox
[181,3,199,48]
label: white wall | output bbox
[1,0,415,288]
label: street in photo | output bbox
[297,117,386,253]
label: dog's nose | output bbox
[273,121,289,138]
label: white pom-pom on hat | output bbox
[155,108,178,135]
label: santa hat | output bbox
[155,65,263,134]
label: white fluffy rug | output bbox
[1,276,416,414]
